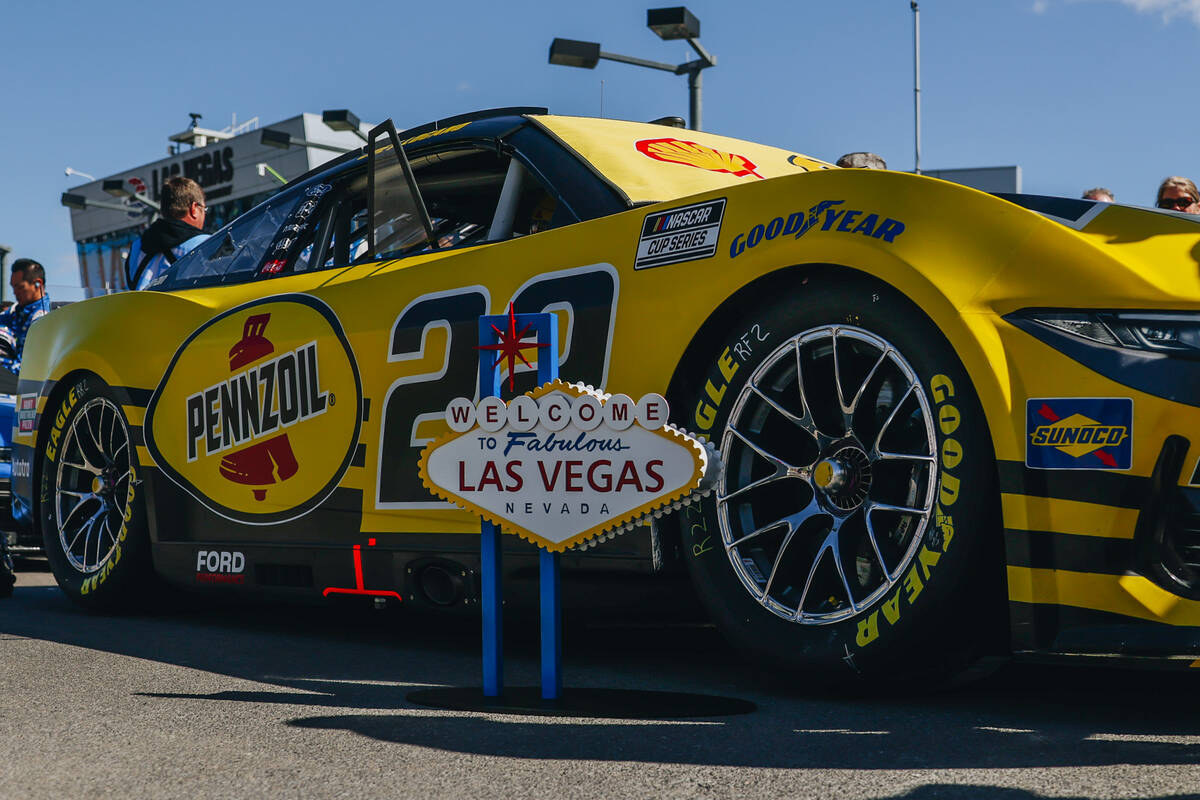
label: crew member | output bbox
[0,258,51,380]
[126,176,211,289]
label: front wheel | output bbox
[678,273,1001,679]
[39,376,152,609]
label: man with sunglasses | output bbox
[1156,176,1200,214]
[125,176,211,290]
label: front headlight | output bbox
[1016,310,1200,358]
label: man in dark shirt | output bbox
[125,176,210,289]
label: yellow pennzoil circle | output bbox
[13,107,1200,678]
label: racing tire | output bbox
[677,271,1001,681]
[39,376,153,610]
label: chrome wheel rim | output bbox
[717,325,938,625]
[55,397,133,574]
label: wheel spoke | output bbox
[761,524,800,600]
[748,383,807,428]
[862,509,897,582]
[793,339,816,428]
[831,327,847,415]
[868,500,930,516]
[63,458,100,476]
[726,517,789,550]
[719,472,795,505]
[846,347,891,416]
[726,425,799,471]
[873,383,916,454]
[792,529,835,620]
[875,450,935,463]
[826,517,860,614]
[60,493,100,540]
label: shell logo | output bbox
[635,137,763,179]
[144,295,362,525]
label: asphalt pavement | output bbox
[2,561,1200,799]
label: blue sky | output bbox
[2,0,1197,298]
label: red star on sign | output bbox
[476,303,548,392]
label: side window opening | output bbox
[220,120,580,284]
[160,193,301,289]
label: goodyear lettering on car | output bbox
[634,198,725,270]
[729,200,905,258]
[855,373,959,648]
[1025,398,1132,470]
[144,295,362,525]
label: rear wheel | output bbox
[39,377,152,609]
[678,273,1000,679]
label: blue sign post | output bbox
[475,308,559,700]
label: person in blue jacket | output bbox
[125,176,210,290]
[0,258,50,597]
[0,259,51,380]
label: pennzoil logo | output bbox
[636,138,763,179]
[145,295,362,524]
[1025,398,1132,470]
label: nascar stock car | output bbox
[13,107,1200,678]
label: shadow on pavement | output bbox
[3,579,1200,774]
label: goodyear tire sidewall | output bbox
[39,377,151,608]
[678,270,998,675]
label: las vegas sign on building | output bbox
[418,381,718,552]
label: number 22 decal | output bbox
[376,264,619,508]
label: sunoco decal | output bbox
[1025,398,1132,470]
[634,198,725,270]
[144,294,362,525]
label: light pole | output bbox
[549,7,716,131]
[64,167,95,181]
[912,1,922,175]
[260,108,368,156]
[60,192,153,215]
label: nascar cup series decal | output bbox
[144,294,363,524]
[634,198,725,270]
[418,381,717,552]
[1025,398,1132,470]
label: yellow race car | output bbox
[15,107,1200,677]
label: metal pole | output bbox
[912,1,922,175]
[0,246,9,305]
[688,69,702,131]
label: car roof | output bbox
[292,108,835,206]
[529,115,833,205]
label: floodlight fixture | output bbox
[647,7,699,40]
[100,180,161,212]
[547,6,715,130]
[548,38,600,69]
[322,109,369,142]
[261,127,352,154]
[60,192,150,214]
[261,128,293,149]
